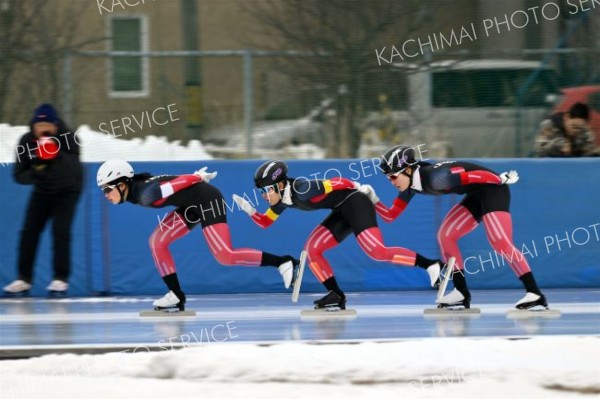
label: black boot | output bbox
[515,292,548,310]
[438,270,472,309]
[451,270,471,300]
[314,291,346,310]
[162,273,186,309]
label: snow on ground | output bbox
[0,124,212,163]
[1,336,598,399]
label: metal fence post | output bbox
[62,49,73,127]
[243,49,254,158]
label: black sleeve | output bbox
[13,134,41,185]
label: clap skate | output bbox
[424,288,480,316]
[427,261,441,288]
[300,290,357,317]
[291,251,307,303]
[139,290,196,317]
[506,292,561,319]
[278,260,295,289]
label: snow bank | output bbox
[0,124,212,163]
[0,336,598,399]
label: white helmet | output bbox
[97,160,134,187]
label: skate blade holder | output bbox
[139,309,197,317]
[423,307,481,318]
[300,308,357,318]
[506,308,561,319]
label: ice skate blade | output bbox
[2,291,30,298]
[301,308,357,317]
[506,309,561,319]
[424,307,481,317]
[436,257,455,301]
[291,250,307,303]
[139,310,197,317]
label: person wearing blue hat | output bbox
[3,104,83,296]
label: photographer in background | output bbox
[533,102,600,157]
[3,104,83,296]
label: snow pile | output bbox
[0,124,212,163]
[1,336,598,398]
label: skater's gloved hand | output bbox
[232,194,256,216]
[194,166,217,183]
[499,170,519,185]
[357,184,379,204]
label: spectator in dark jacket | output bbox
[533,102,600,157]
[3,104,83,295]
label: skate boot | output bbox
[47,280,68,297]
[3,280,32,296]
[313,290,346,310]
[515,292,548,310]
[436,288,471,309]
[427,261,441,288]
[278,260,296,289]
[153,290,186,312]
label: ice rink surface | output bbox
[0,288,598,356]
[0,288,599,399]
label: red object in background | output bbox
[553,85,600,145]
[36,136,60,160]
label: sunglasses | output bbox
[101,184,117,194]
[258,185,276,194]
[386,170,404,180]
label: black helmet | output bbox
[379,145,417,175]
[254,160,288,188]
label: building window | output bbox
[108,15,149,97]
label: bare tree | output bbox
[0,0,105,124]
[242,0,429,157]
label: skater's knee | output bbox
[307,248,324,262]
[437,227,461,244]
[360,243,389,262]
[367,252,388,262]
[489,237,513,252]
[213,250,235,266]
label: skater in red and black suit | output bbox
[233,160,444,310]
[366,145,548,310]
[96,160,298,312]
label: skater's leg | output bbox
[305,225,339,282]
[203,223,264,266]
[477,184,543,296]
[355,227,416,265]
[149,210,190,302]
[482,211,530,276]
[306,212,352,305]
[196,191,297,268]
[343,194,438,270]
[149,211,191,276]
[435,196,483,305]
[482,211,543,297]
[437,203,479,272]
[479,185,546,309]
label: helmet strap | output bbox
[401,168,413,188]
[116,181,129,204]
